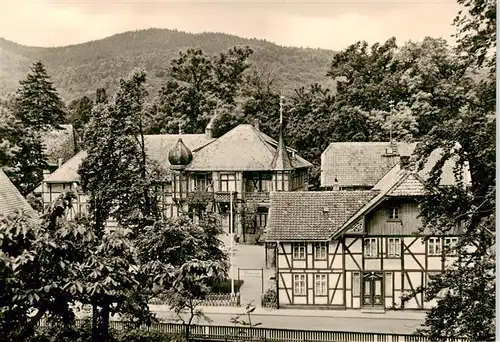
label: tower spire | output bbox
[279,95,283,125]
[271,93,293,171]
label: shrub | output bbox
[208,279,244,293]
[261,288,277,309]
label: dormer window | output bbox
[388,207,399,220]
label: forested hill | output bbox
[1,29,335,102]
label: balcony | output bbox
[214,191,238,202]
[244,192,270,204]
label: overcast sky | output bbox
[1,1,460,50]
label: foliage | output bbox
[454,0,496,68]
[1,29,334,102]
[401,1,496,339]
[261,288,278,309]
[146,46,253,135]
[79,68,159,236]
[229,301,262,328]
[1,61,66,195]
[208,279,244,294]
[13,61,66,130]
[135,213,229,342]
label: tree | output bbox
[402,1,496,339]
[454,0,496,68]
[135,213,229,342]
[3,62,66,195]
[147,46,253,135]
[79,68,158,237]
[67,95,92,139]
[13,61,66,131]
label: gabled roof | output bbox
[331,166,427,240]
[186,124,312,171]
[43,134,213,183]
[266,190,377,241]
[42,124,76,166]
[321,142,468,188]
[0,169,37,218]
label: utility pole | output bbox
[230,190,234,295]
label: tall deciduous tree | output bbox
[147,46,252,135]
[403,1,496,340]
[79,68,158,237]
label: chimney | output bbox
[253,118,260,131]
[332,177,340,191]
[205,112,218,139]
[58,158,63,168]
[43,169,51,179]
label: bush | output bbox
[208,279,244,293]
[262,288,277,309]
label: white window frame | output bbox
[292,243,306,260]
[388,207,399,220]
[428,238,441,256]
[364,238,378,258]
[352,272,361,296]
[444,237,458,255]
[387,238,401,258]
[293,274,306,295]
[220,173,236,192]
[314,242,327,260]
[385,272,393,297]
[314,274,327,296]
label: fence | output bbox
[39,320,469,342]
[149,293,240,307]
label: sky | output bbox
[1,1,461,50]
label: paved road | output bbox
[154,311,423,335]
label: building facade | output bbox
[41,120,312,242]
[266,142,469,310]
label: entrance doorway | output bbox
[362,272,384,307]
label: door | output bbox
[362,272,384,307]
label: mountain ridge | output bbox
[1,28,336,102]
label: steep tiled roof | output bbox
[44,134,213,183]
[266,191,377,241]
[0,170,37,218]
[271,126,294,171]
[321,142,468,188]
[388,173,427,197]
[42,124,76,166]
[187,124,312,171]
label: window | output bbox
[364,238,378,258]
[315,274,327,296]
[275,172,284,191]
[387,238,401,258]
[314,242,327,260]
[388,207,399,220]
[195,173,212,191]
[245,173,271,192]
[220,173,236,192]
[352,272,361,296]
[385,273,393,297]
[428,238,441,256]
[292,243,306,259]
[293,274,306,295]
[444,237,458,256]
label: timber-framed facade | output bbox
[267,142,470,311]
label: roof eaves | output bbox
[331,172,409,240]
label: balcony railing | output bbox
[244,192,270,203]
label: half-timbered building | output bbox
[41,118,312,242]
[266,142,469,311]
